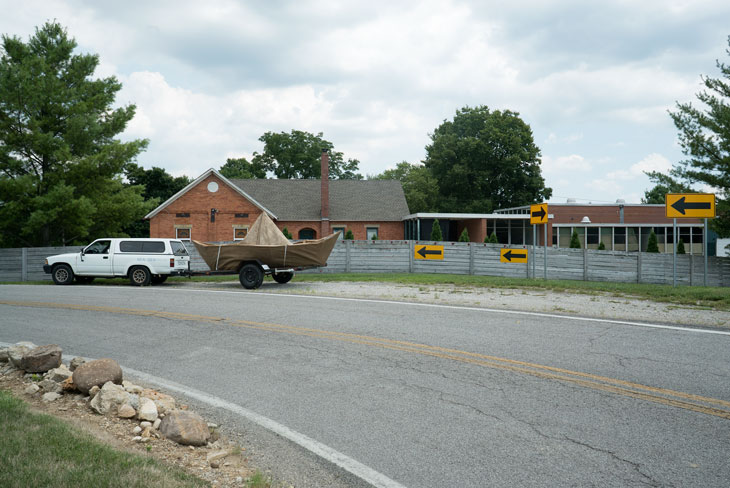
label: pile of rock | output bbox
[0,341,212,447]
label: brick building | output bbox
[144,154,410,242]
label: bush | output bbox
[677,239,686,254]
[282,227,293,239]
[484,232,498,243]
[569,230,581,249]
[597,241,606,251]
[646,230,659,253]
[458,228,469,242]
[344,229,354,240]
[430,219,443,241]
[371,234,379,240]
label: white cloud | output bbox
[542,154,592,173]
[605,153,671,180]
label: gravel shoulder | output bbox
[174,279,730,329]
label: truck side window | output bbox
[86,240,111,254]
[171,241,189,256]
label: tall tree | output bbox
[669,36,730,236]
[424,106,551,212]
[218,157,267,179]
[370,161,439,213]
[252,130,363,180]
[641,170,694,204]
[0,22,150,247]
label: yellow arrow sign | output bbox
[665,193,715,219]
[415,245,444,260]
[500,248,528,263]
[530,203,548,224]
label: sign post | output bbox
[530,203,549,280]
[665,193,715,287]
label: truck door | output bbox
[79,240,113,275]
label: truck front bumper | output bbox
[43,264,52,274]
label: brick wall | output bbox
[550,205,704,225]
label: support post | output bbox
[21,247,28,282]
[544,223,548,280]
[532,225,536,279]
[583,247,587,281]
[673,218,677,287]
[345,240,351,273]
[469,243,475,276]
[637,251,642,284]
[704,218,708,287]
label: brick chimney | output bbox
[320,148,330,236]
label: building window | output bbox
[235,213,249,218]
[600,228,612,251]
[332,226,346,239]
[558,227,571,248]
[176,212,190,218]
[233,226,248,240]
[366,227,379,240]
[614,227,626,251]
[587,228,599,248]
[176,228,191,240]
[299,228,316,240]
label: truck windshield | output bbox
[171,241,189,256]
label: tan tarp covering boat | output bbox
[192,213,340,271]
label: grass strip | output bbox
[0,389,207,488]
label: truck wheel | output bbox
[239,264,264,289]
[75,276,95,284]
[129,266,151,286]
[151,275,168,284]
[272,271,293,284]
[51,264,74,285]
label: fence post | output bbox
[689,254,693,286]
[345,240,351,273]
[409,241,414,273]
[583,248,588,281]
[637,252,642,284]
[469,243,475,275]
[21,247,28,282]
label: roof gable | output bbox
[144,169,276,220]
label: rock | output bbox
[127,394,139,410]
[123,381,143,394]
[88,385,100,398]
[132,426,142,435]
[1,363,17,375]
[61,377,76,392]
[210,461,220,469]
[141,427,152,438]
[47,364,73,383]
[0,347,9,362]
[69,357,85,371]
[206,449,230,463]
[159,410,210,446]
[137,397,158,421]
[20,344,62,373]
[133,436,143,442]
[42,392,61,402]
[72,358,123,394]
[118,404,136,419]
[89,382,129,415]
[141,389,176,414]
[24,384,40,395]
[38,378,62,394]
[153,418,161,430]
[7,342,37,368]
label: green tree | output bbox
[642,171,694,204]
[0,22,149,246]
[282,227,293,239]
[219,157,267,179]
[669,36,730,236]
[424,105,551,212]
[485,232,498,244]
[597,241,606,250]
[677,239,686,254]
[252,130,363,180]
[569,230,581,249]
[370,161,440,213]
[646,230,659,253]
[458,228,470,242]
[344,229,354,240]
[430,219,443,241]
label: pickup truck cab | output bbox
[44,238,190,286]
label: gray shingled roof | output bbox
[230,179,410,221]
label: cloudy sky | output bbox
[2,0,729,205]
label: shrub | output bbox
[371,234,379,240]
[677,239,686,254]
[646,230,659,253]
[430,219,443,241]
[484,232,498,244]
[597,241,606,251]
[569,230,581,249]
[344,229,354,240]
[282,227,293,239]
[458,228,469,242]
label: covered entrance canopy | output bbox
[402,213,536,244]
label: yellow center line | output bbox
[3,299,730,419]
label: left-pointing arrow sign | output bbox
[417,247,441,258]
[414,245,444,260]
[500,248,528,263]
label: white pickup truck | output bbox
[44,238,190,286]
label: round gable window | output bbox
[207,181,219,193]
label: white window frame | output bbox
[175,226,192,241]
[366,226,379,240]
[332,226,346,240]
[233,225,249,241]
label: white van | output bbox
[44,238,190,286]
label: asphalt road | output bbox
[2,283,730,487]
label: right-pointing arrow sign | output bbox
[530,203,548,224]
[666,193,715,218]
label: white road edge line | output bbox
[0,342,407,488]
[155,286,730,337]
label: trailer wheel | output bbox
[129,266,151,286]
[272,271,293,284]
[239,264,264,289]
[52,264,74,285]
